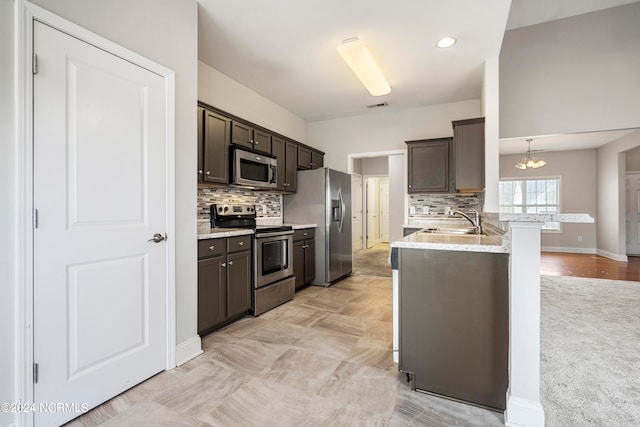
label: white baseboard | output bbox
[596,249,628,262]
[175,335,203,366]
[541,246,596,254]
[504,396,545,427]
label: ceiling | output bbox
[499,129,638,155]
[197,0,638,151]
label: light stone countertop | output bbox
[197,228,254,240]
[391,232,508,253]
[498,213,594,223]
[285,223,317,230]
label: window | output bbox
[499,177,561,231]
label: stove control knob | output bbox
[218,207,223,212]
[223,206,228,212]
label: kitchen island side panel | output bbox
[399,248,509,411]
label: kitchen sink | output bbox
[420,227,478,235]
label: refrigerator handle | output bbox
[338,188,344,232]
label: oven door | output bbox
[254,232,293,288]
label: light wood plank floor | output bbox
[67,275,503,426]
[541,252,640,281]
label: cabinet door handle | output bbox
[228,261,233,266]
[205,171,211,176]
[221,262,226,268]
[198,169,203,175]
[238,241,244,246]
[209,245,215,251]
[255,141,259,144]
[408,184,412,188]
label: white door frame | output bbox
[15,2,176,425]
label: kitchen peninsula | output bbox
[391,212,594,420]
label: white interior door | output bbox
[352,174,363,251]
[33,21,168,426]
[379,177,389,243]
[366,177,380,248]
[626,173,640,254]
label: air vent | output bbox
[366,102,389,109]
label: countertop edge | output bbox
[197,229,254,240]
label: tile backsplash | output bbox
[197,186,282,221]
[408,193,482,217]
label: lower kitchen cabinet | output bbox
[197,235,252,335]
[292,228,315,290]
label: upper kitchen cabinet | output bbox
[297,145,324,170]
[297,145,312,169]
[200,108,231,185]
[311,150,324,169]
[231,121,272,154]
[453,118,485,192]
[406,138,452,193]
[271,136,297,192]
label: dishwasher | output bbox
[398,248,509,411]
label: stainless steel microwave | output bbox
[231,147,277,189]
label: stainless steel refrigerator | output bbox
[283,168,352,286]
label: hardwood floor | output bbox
[541,252,640,281]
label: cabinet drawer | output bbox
[228,235,251,253]
[198,238,224,258]
[293,228,314,241]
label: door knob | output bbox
[148,233,166,243]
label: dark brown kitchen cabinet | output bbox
[197,235,251,335]
[271,136,297,192]
[453,117,485,192]
[292,228,315,290]
[297,146,324,170]
[231,121,271,154]
[199,109,231,185]
[297,146,312,169]
[406,138,452,193]
[311,151,324,169]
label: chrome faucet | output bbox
[451,209,482,234]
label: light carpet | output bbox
[540,275,640,426]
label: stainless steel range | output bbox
[210,204,295,316]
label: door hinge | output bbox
[32,53,38,75]
[33,363,39,383]
[32,208,38,229]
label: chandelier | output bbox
[515,139,546,169]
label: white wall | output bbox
[362,157,389,176]
[625,146,640,171]
[0,1,15,425]
[198,61,309,144]
[597,130,640,260]
[3,2,198,423]
[500,150,597,252]
[482,57,500,212]
[309,100,481,172]
[500,3,640,139]
[388,154,406,244]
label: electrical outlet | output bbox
[262,204,268,215]
[409,206,416,215]
[422,206,429,214]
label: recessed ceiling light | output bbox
[436,37,457,48]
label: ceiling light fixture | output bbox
[436,37,457,48]
[337,37,391,96]
[515,139,546,169]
